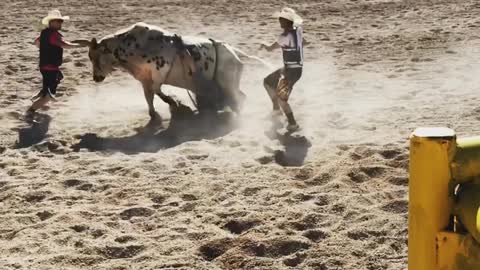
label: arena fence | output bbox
[410,127,480,270]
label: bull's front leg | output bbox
[142,81,162,128]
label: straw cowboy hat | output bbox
[274,7,303,26]
[42,10,70,26]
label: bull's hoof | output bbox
[147,117,163,127]
[135,116,163,134]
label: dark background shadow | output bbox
[71,111,237,154]
[15,113,52,148]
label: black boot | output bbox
[25,108,36,123]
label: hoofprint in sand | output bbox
[1,0,480,269]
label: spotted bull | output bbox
[77,23,267,126]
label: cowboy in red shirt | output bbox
[26,10,83,122]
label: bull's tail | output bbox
[231,47,274,69]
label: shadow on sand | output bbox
[15,113,52,148]
[265,118,312,167]
[71,109,237,154]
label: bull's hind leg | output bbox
[218,70,245,114]
[190,71,225,114]
[222,70,246,114]
[226,89,246,113]
[213,43,246,114]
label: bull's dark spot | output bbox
[188,69,193,76]
[147,60,151,63]
[192,52,202,62]
[204,62,209,71]
[123,34,137,43]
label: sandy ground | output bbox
[2,0,480,269]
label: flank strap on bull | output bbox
[162,34,200,110]
[169,35,223,113]
[208,38,219,81]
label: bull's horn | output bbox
[71,39,91,47]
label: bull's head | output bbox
[74,38,117,82]
[89,38,118,82]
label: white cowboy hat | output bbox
[273,7,303,26]
[42,10,70,26]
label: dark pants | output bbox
[265,67,302,90]
[40,70,63,97]
[263,67,302,118]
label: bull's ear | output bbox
[91,38,98,49]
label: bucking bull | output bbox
[75,22,269,126]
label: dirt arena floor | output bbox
[2,0,480,269]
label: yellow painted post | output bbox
[409,127,456,270]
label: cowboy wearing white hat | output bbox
[41,9,70,26]
[274,7,304,27]
[26,10,83,122]
[260,7,309,132]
